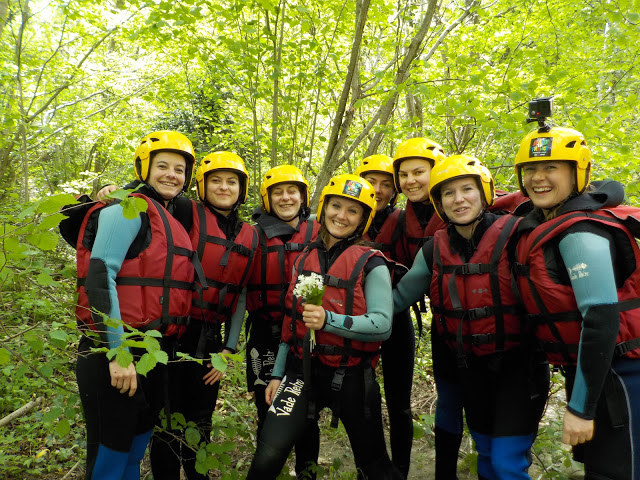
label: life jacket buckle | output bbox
[467,307,491,320]
[331,368,346,392]
[457,353,468,368]
[461,263,482,275]
[471,333,495,346]
[284,242,302,251]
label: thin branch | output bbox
[28,70,176,151]
[0,397,44,428]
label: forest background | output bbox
[1,0,639,478]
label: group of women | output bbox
[61,122,640,480]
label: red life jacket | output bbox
[430,215,524,360]
[281,244,387,368]
[514,206,640,364]
[246,219,320,329]
[364,208,405,263]
[75,194,195,335]
[401,201,446,266]
[491,190,528,213]
[190,202,258,324]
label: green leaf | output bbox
[121,196,148,219]
[0,348,10,365]
[37,213,66,230]
[136,353,157,376]
[36,272,58,287]
[49,329,68,348]
[152,349,168,364]
[40,364,53,377]
[55,418,71,437]
[26,231,58,250]
[226,352,243,363]
[26,334,45,355]
[37,194,80,214]
[412,421,425,439]
[42,407,63,424]
[171,412,186,429]
[3,236,21,253]
[115,349,134,368]
[210,353,228,372]
[185,426,201,446]
[108,189,133,201]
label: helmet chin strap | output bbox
[448,209,486,228]
[539,191,579,216]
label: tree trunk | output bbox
[309,0,371,208]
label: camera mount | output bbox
[527,96,554,132]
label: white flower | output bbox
[293,272,324,298]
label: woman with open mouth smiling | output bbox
[64,131,197,480]
[513,125,640,480]
[247,173,403,480]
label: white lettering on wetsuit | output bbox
[274,378,304,416]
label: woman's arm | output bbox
[85,203,142,350]
[85,203,142,396]
[225,288,247,353]
[393,241,433,313]
[558,230,619,444]
[308,264,393,342]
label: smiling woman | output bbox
[247,173,404,480]
[146,151,187,203]
[394,154,549,479]
[65,131,197,480]
[513,125,640,480]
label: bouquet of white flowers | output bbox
[293,272,325,350]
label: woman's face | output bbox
[147,152,186,201]
[522,161,575,210]
[362,172,395,212]
[205,170,240,211]
[324,196,365,240]
[397,158,432,203]
[269,183,302,221]
[440,177,484,225]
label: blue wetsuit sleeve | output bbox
[322,264,393,342]
[271,342,289,379]
[393,246,432,313]
[558,231,619,419]
[225,288,246,352]
[87,204,142,350]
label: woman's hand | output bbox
[302,303,326,331]
[562,409,594,445]
[95,185,118,204]
[202,349,231,385]
[109,359,138,396]
[265,379,282,406]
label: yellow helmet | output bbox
[259,165,309,213]
[354,154,398,207]
[317,173,377,235]
[134,131,195,191]
[195,151,249,204]
[392,137,446,192]
[429,155,495,222]
[515,126,591,195]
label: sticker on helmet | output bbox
[342,180,363,198]
[529,137,553,157]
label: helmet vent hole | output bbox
[565,141,577,148]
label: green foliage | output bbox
[1,0,638,477]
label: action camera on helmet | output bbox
[527,97,554,131]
